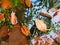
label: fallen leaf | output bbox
[0,13,4,22]
[20,0,24,4]
[49,31,60,43]
[21,25,30,36]
[0,2,1,5]
[20,0,31,7]
[40,12,51,18]
[51,11,60,24]
[31,35,57,45]
[0,25,8,38]
[40,9,51,18]
[49,8,58,17]
[1,41,8,45]
[35,18,47,32]
[10,11,17,25]
[9,27,28,45]
[49,8,58,13]
[8,24,21,36]
[1,0,12,9]
[25,0,31,7]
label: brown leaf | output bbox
[20,0,31,7]
[35,18,47,32]
[9,27,28,45]
[51,11,60,23]
[21,25,30,36]
[20,0,24,4]
[49,8,58,17]
[1,41,8,45]
[0,2,1,5]
[0,13,4,22]
[1,0,12,9]
[8,24,21,36]
[0,25,8,38]
[40,12,51,18]
[40,9,51,18]
[31,35,57,45]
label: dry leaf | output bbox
[1,0,12,9]
[10,11,17,25]
[0,25,8,38]
[0,2,2,5]
[40,8,58,18]
[40,9,51,18]
[49,31,60,43]
[31,35,57,45]
[20,0,31,7]
[20,0,24,4]
[1,41,8,45]
[40,12,51,18]
[49,8,58,13]
[0,13,4,22]
[25,0,31,7]
[49,8,58,17]
[35,18,47,32]
[9,28,28,45]
[51,10,60,24]
[8,24,21,36]
[21,25,30,36]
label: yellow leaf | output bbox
[35,18,47,32]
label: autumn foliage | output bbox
[0,13,4,22]
[0,0,60,45]
[0,25,8,38]
[9,25,28,45]
[35,18,47,32]
[21,25,30,36]
[1,0,12,9]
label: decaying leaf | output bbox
[50,8,60,24]
[49,8,58,17]
[1,0,12,9]
[25,0,31,7]
[40,8,60,24]
[49,31,60,43]
[40,12,51,18]
[0,25,8,38]
[1,41,8,45]
[0,13,4,22]
[0,2,1,5]
[9,26,28,45]
[40,9,51,18]
[40,8,58,18]
[8,24,21,36]
[35,18,47,32]
[20,0,31,7]
[10,11,17,25]
[21,25,30,36]
[31,35,57,45]
[20,0,24,4]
